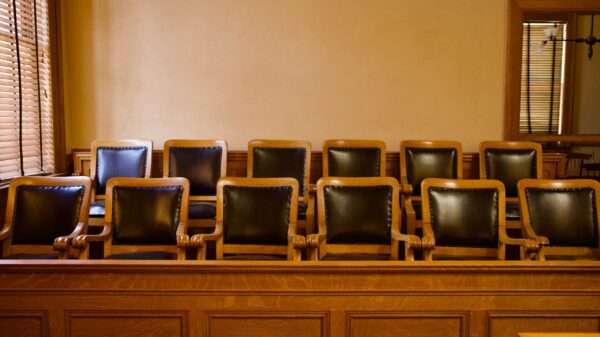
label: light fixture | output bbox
[537,15,598,60]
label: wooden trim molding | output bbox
[48,0,67,174]
[504,0,600,144]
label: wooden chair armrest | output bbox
[421,221,436,250]
[307,183,317,195]
[190,222,223,248]
[391,229,421,249]
[306,233,326,248]
[288,223,306,249]
[400,177,413,196]
[0,225,11,241]
[175,222,190,248]
[54,222,86,251]
[499,231,539,252]
[404,198,416,217]
[72,170,81,176]
[72,224,111,249]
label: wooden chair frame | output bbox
[307,177,420,261]
[421,178,538,261]
[400,140,463,235]
[479,141,542,230]
[188,177,305,261]
[163,139,227,228]
[72,177,189,260]
[518,179,600,260]
[1,176,92,259]
[322,139,387,178]
[247,139,315,234]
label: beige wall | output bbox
[573,14,600,136]
[61,0,506,152]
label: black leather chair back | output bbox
[405,148,459,196]
[324,185,392,244]
[525,187,598,247]
[251,147,306,192]
[111,186,183,245]
[327,147,381,177]
[428,187,499,248]
[223,185,292,245]
[485,149,538,197]
[96,147,148,195]
[12,185,85,244]
[168,147,222,196]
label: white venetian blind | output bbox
[520,22,566,134]
[0,0,53,180]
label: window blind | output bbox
[519,22,566,134]
[0,0,53,180]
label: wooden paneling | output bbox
[66,311,188,337]
[348,312,467,337]
[0,261,599,337]
[208,312,327,337]
[72,150,567,181]
[0,311,47,337]
[488,313,600,337]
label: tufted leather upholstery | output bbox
[96,147,148,195]
[428,187,499,248]
[405,148,458,196]
[324,185,392,244]
[223,185,292,245]
[112,186,183,245]
[89,201,105,218]
[12,185,85,245]
[327,147,381,177]
[252,148,306,192]
[525,187,598,247]
[168,147,222,196]
[484,149,537,197]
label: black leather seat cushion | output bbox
[105,251,177,260]
[428,187,499,248]
[12,185,85,245]
[327,147,381,177]
[96,146,148,195]
[223,185,292,245]
[90,200,105,218]
[325,185,392,244]
[506,203,520,221]
[112,186,183,245]
[168,147,222,196]
[405,148,458,196]
[188,201,217,219]
[484,149,537,197]
[525,187,598,247]
[252,147,306,192]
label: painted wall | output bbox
[61,0,507,152]
[573,14,600,136]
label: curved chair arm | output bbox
[499,232,539,252]
[288,224,306,261]
[421,221,436,261]
[307,184,317,195]
[404,198,417,235]
[175,223,191,249]
[306,232,326,261]
[189,223,223,249]
[400,176,413,196]
[0,225,12,242]
[72,224,111,248]
[391,229,421,261]
[53,221,86,253]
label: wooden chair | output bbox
[307,177,420,261]
[421,178,539,260]
[1,176,91,259]
[518,179,600,260]
[187,177,305,261]
[322,139,386,177]
[479,141,542,229]
[88,139,153,225]
[247,139,314,234]
[164,139,227,228]
[400,140,463,235]
[72,177,189,260]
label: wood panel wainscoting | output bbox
[0,261,599,337]
[72,149,567,181]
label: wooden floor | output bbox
[0,260,599,337]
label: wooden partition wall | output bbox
[0,260,599,337]
[72,150,567,181]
